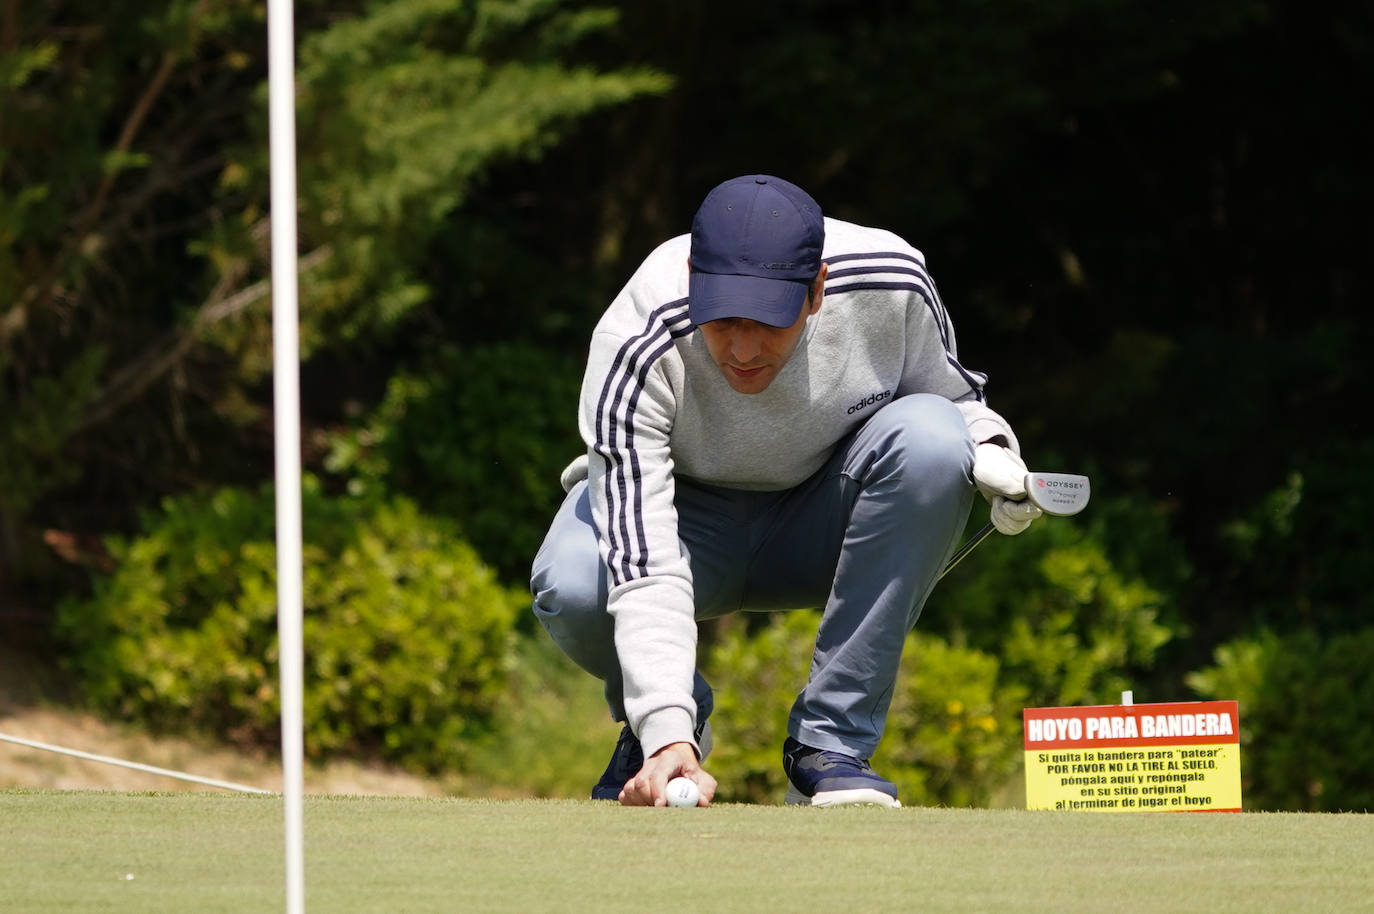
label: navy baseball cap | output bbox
[688,175,825,328]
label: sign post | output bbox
[1023,698,1242,812]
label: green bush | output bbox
[325,342,583,586]
[461,633,622,798]
[56,481,522,773]
[877,633,1028,807]
[931,511,1173,709]
[1220,454,1374,634]
[698,614,815,804]
[702,612,1026,807]
[1187,627,1374,811]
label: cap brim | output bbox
[688,272,808,328]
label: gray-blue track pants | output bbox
[530,393,975,759]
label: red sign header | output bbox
[1023,700,1239,750]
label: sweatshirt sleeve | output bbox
[895,255,1022,455]
[578,302,701,760]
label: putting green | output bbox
[2,791,1370,912]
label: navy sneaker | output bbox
[782,736,901,807]
[590,719,713,800]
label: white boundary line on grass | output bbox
[0,731,273,794]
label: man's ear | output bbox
[808,263,828,316]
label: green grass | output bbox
[3,791,1372,913]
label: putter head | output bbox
[1024,472,1091,516]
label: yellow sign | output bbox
[1023,700,1241,812]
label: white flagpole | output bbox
[267,0,305,911]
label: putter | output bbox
[939,472,1092,580]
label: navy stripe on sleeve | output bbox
[824,251,922,266]
[823,280,952,351]
[822,252,979,401]
[593,299,692,585]
[825,252,952,350]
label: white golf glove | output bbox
[972,442,1042,535]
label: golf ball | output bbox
[665,776,701,808]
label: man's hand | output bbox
[619,742,718,807]
[972,442,1042,535]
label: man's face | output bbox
[697,267,826,395]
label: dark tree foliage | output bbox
[0,0,667,620]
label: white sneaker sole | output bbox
[784,785,902,808]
